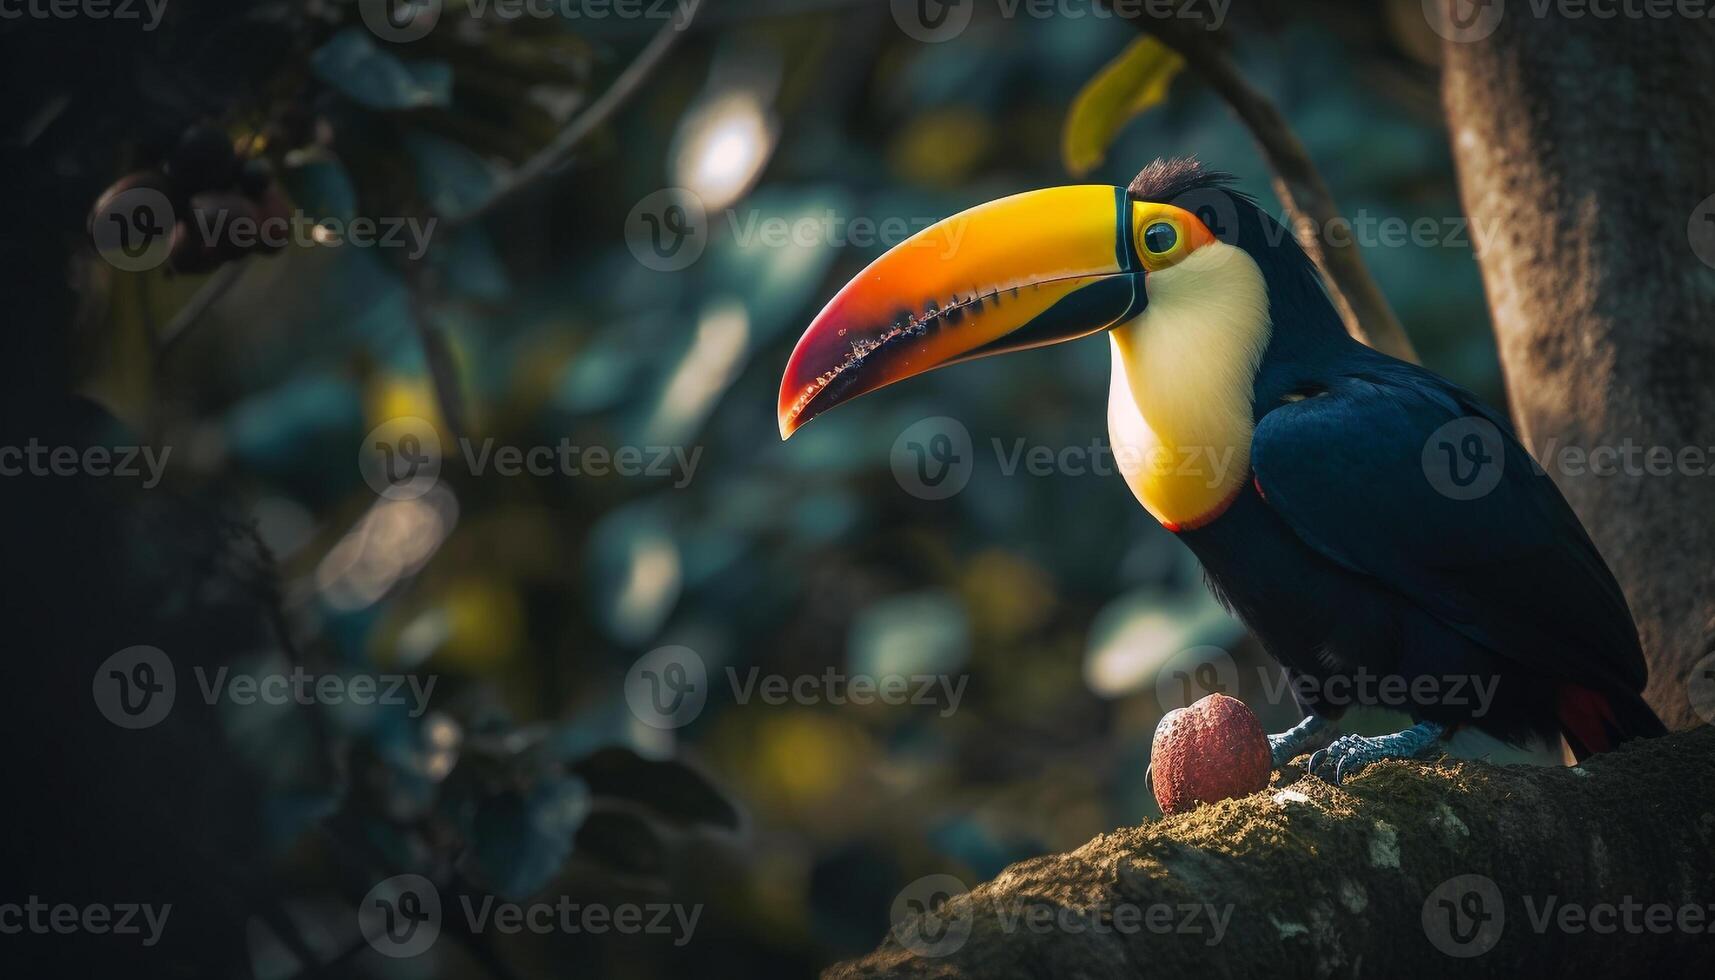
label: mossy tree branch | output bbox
[830,727,1714,979]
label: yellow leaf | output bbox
[1062,36,1186,178]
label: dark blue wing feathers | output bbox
[1251,362,1646,695]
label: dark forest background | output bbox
[9,1,1680,977]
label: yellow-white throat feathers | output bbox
[1107,241,1272,528]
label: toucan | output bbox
[777,158,1666,782]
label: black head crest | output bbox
[1126,157,1256,208]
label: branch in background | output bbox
[451,2,700,227]
[154,261,248,356]
[831,726,1712,978]
[1109,7,1418,363]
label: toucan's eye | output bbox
[1143,221,1178,255]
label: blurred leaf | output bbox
[642,299,750,446]
[889,108,993,188]
[1062,36,1184,177]
[437,228,512,303]
[572,748,739,830]
[574,809,667,877]
[587,507,682,646]
[311,29,452,110]
[847,591,969,680]
[469,777,592,899]
[280,154,358,223]
[707,186,849,344]
[749,713,868,810]
[405,132,499,220]
[1081,587,1244,698]
[226,374,363,468]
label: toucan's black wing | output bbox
[1250,364,1645,696]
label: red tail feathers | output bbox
[1557,684,1668,761]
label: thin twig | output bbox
[451,1,703,226]
[1106,7,1418,363]
[156,260,248,355]
[405,263,469,440]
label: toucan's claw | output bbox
[1267,714,1332,769]
[1306,722,1446,785]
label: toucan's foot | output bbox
[1267,715,1332,769]
[1307,721,1446,785]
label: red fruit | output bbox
[1150,693,1271,814]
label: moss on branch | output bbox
[830,727,1714,979]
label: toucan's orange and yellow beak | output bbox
[777,185,1156,439]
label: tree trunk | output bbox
[1437,2,1715,729]
[828,727,1714,978]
